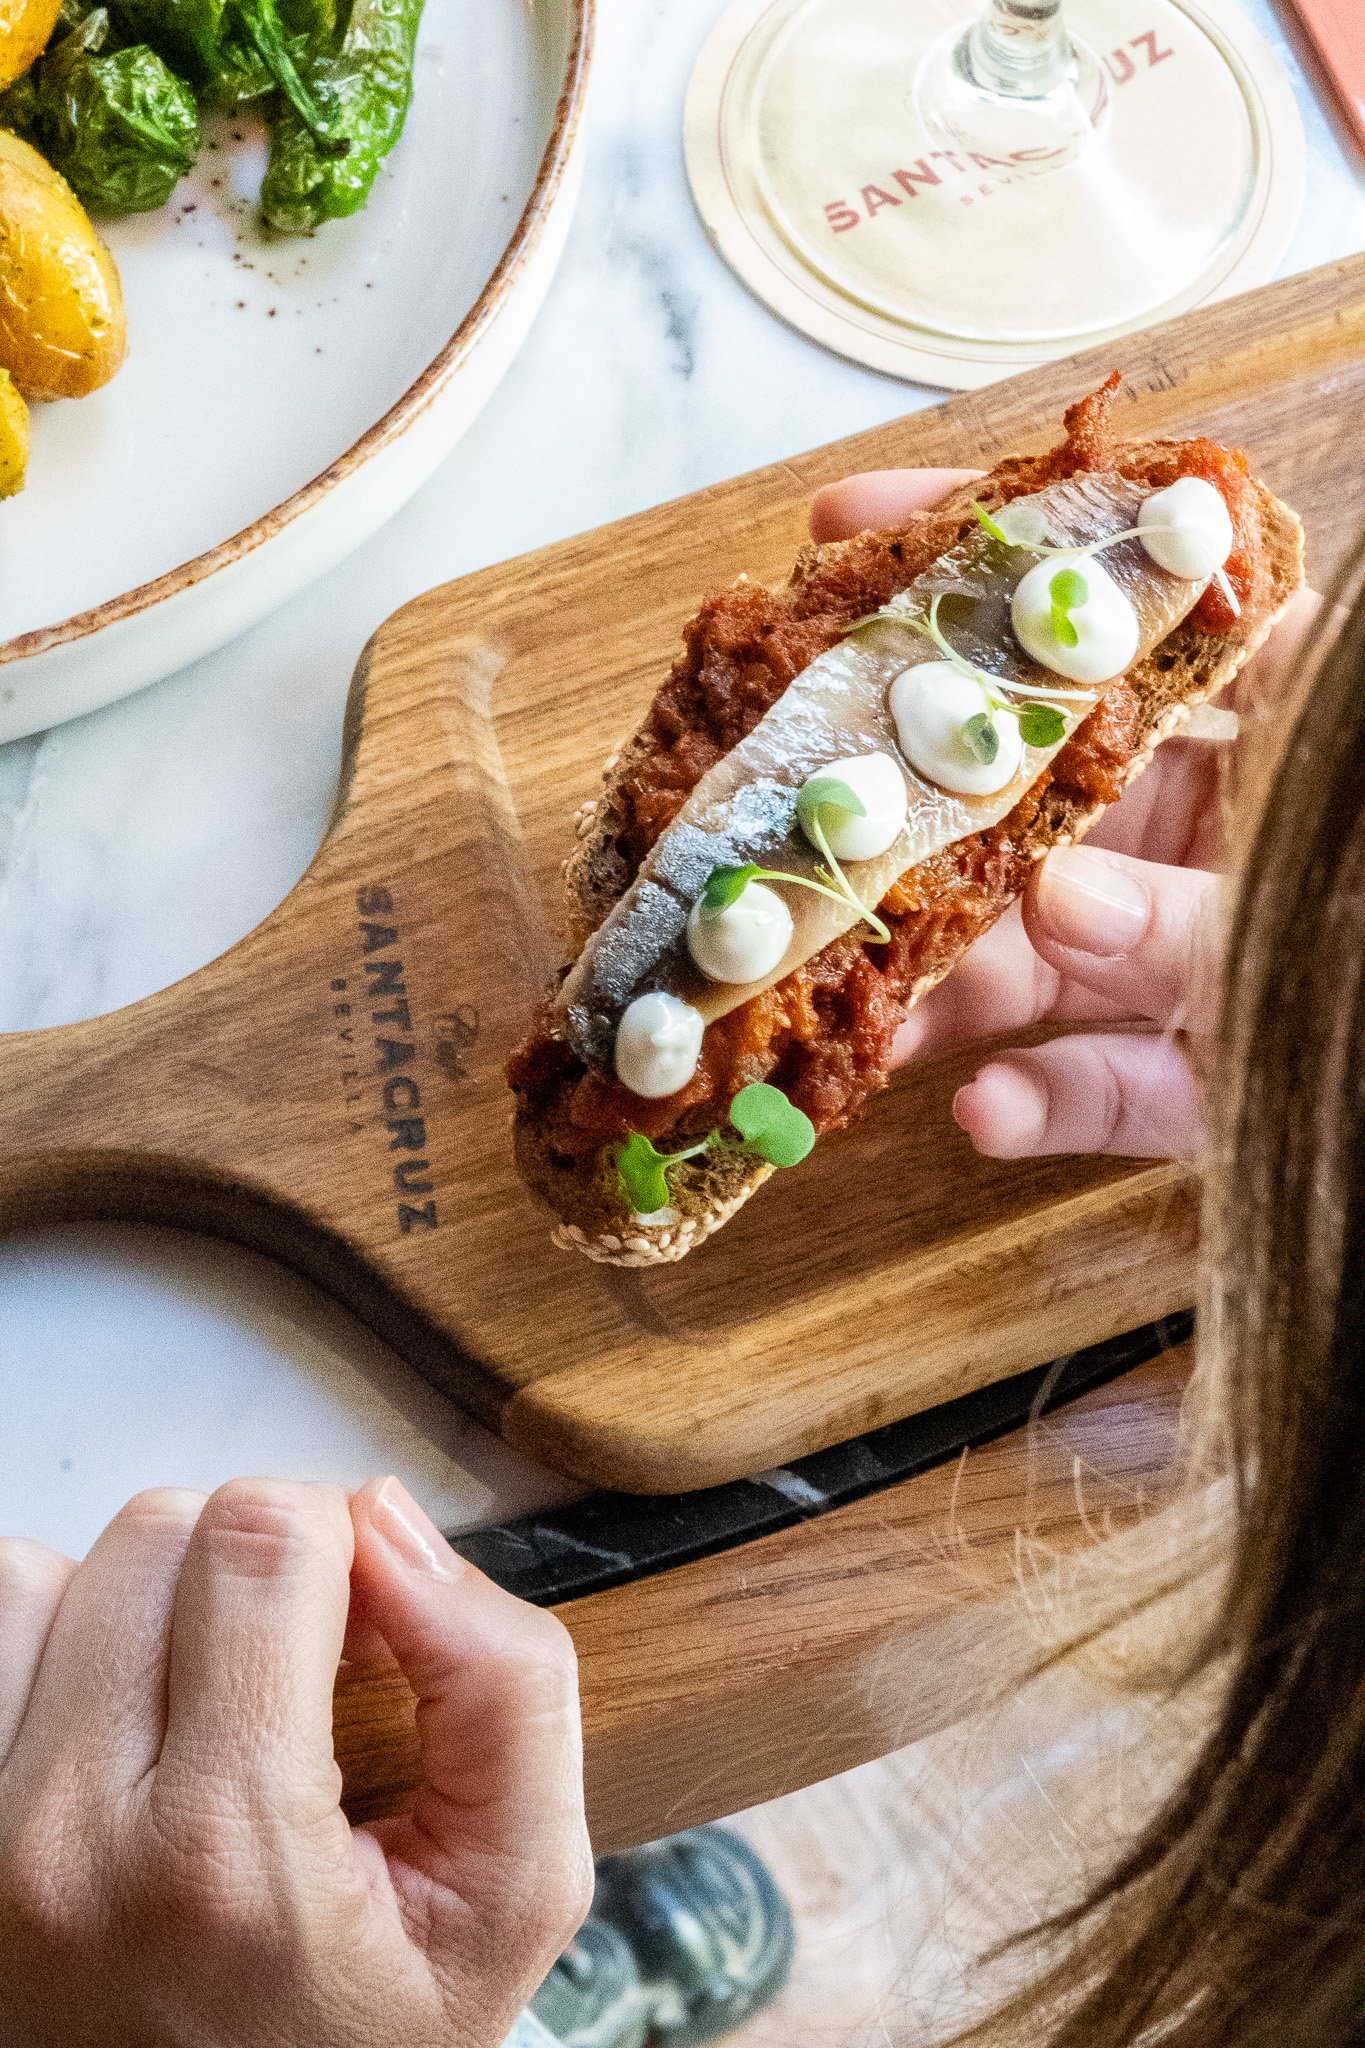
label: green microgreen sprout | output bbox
[699,846,888,945]
[974,498,1242,656]
[972,500,1215,575]
[1049,566,1090,649]
[1016,704,1066,747]
[920,593,1094,702]
[729,1081,815,1167]
[1211,565,1242,617]
[921,592,997,693]
[793,779,892,945]
[920,593,1091,767]
[614,1130,713,1216]
[961,711,998,766]
[845,593,1092,767]
[794,775,864,832]
[838,496,1235,774]
[702,862,763,911]
[837,584,943,642]
[971,500,1011,546]
[613,1083,815,1218]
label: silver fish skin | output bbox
[559,473,1206,1073]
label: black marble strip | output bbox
[450,1312,1195,1606]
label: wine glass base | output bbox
[684,0,1305,388]
[914,19,1110,175]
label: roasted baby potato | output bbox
[0,0,62,91]
[0,128,125,398]
[0,362,28,492]
[0,123,64,189]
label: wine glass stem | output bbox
[967,0,1071,98]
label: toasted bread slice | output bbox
[511,422,1304,1268]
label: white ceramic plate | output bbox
[0,0,591,743]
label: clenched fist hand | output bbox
[0,1475,592,2048]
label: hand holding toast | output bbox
[814,469,1318,1160]
[511,387,1305,1261]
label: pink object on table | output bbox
[1289,0,1365,153]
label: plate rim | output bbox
[0,0,594,670]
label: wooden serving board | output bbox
[3,257,1362,1494]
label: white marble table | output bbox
[2,0,1362,1559]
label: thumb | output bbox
[808,466,985,542]
[348,1478,592,2008]
[1023,844,1223,1032]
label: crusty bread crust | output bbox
[518,448,1305,1268]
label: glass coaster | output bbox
[685,0,1305,388]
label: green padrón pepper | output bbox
[196,0,333,105]
[259,0,424,232]
[107,0,347,147]
[21,9,199,213]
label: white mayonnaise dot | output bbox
[1138,477,1233,581]
[614,991,705,1099]
[889,661,1024,797]
[687,880,794,984]
[801,752,908,860]
[1011,552,1139,685]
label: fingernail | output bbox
[1036,846,1149,959]
[368,1477,460,1580]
